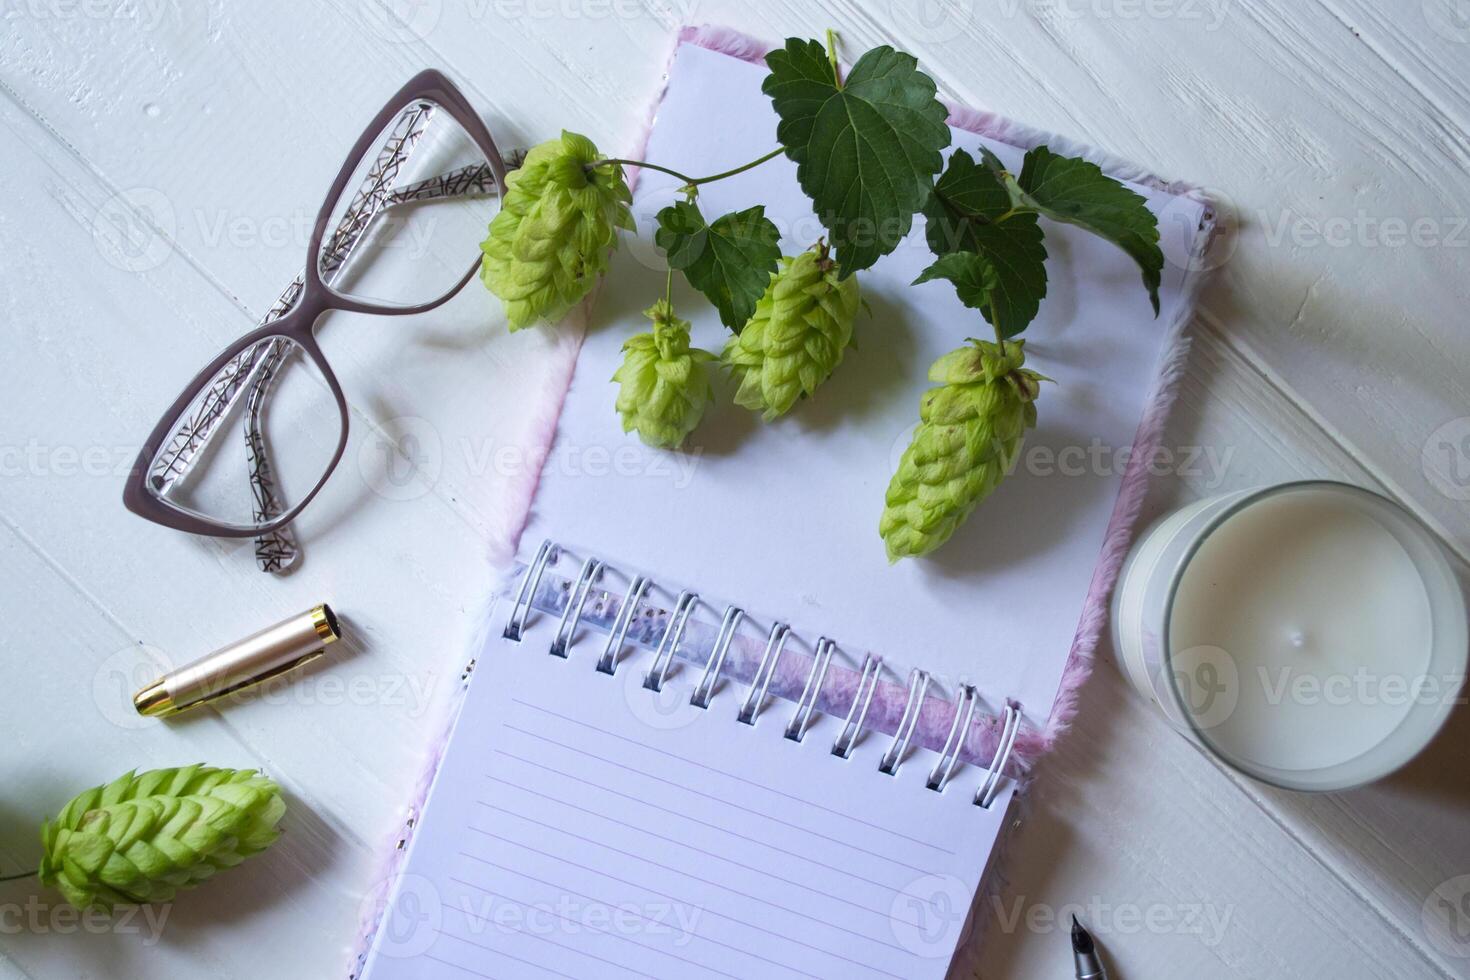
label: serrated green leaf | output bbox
[923,149,1049,338]
[990,146,1163,315]
[763,38,951,275]
[914,251,1018,334]
[654,201,781,331]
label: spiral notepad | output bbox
[355,541,1021,980]
[352,26,1217,980]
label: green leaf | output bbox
[923,149,1048,339]
[914,252,1016,334]
[763,38,951,275]
[655,200,781,331]
[990,146,1163,315]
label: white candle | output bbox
[1113,482,1467,791]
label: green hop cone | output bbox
[480,130,634,331]
[612,299,716,449]
[38,765,286,911]
[722,243,861,421]
[881,339,1046,562]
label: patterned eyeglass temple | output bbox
[148,102,520,573]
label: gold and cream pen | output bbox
[133,605,342,718]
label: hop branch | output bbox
[478,32,1161,563]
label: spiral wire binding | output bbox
[596,574,650,675]
[880,669,932,776]
[503,539,557,641]
[832,654,883,759]
[691,605,745,709]
[927,683,979,793]
[737,623,791,726]
[550,557,604,658]
[784,638,836,743]
[976,701,1022,810]
[643,591,699,693]
[505,544,1022,809]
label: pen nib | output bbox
[1071,915,1105,979]
[1071,914,1094,954]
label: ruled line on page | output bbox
[449,870,833,980]
[436,925,653,980]
[475,788,909,923]
[422,951,502,979]
[487,753,932,902]
[465,824,914,954]
[509,697,955,856]
[500,720,938,877]
[448,884,747,980]
[457,850,906,980]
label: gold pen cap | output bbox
[133,604,342,718]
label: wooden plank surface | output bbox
[2,1,1467,977]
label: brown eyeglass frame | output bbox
[122,69,507,545]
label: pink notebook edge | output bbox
[347,24,1223,976]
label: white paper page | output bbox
[521,42,1211,726]
[358,591,1013,980]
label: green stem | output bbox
[0,870,37,883]
[982,289,1005,345]
[587,147,785,190]
[826,28,843,88]
[688,147,786,186]
[588,158,692,183]
[664,267,674,307]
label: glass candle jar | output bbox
[1112,481,1468,791]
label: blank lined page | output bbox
[358,597,1014,980]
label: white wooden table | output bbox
[3,2,1469,977]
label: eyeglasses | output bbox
[123,70,508,573]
